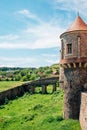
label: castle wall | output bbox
[64,67,87,119]
[0,77,58,105]
[80,92,87,130]
[0,85,24,105]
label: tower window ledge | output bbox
[65,54,73,57]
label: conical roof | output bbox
[66,15,87,32]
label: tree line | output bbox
[0,64,59,82]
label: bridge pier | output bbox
[42,85,47,94]
[30,86,35,94]
[52,84,56,93]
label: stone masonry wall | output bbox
[80,93,87,130]
[0,76,58,105]
[60,31,87,64]
[0,84,31,105]
[60,31,87,59]
[64,67,87,119]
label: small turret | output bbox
[59,15,87,119]
[60,15,87,66]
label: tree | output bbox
[15,74,21,81]
[30,74,36,81]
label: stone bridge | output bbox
[24,76,59,94]
[0,76,59,105]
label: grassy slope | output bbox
[0,87,81,130]
[0,81,23,92]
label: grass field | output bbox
[0,81,23,92]
[0,86,81,130]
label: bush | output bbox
[33,104,43,110]
[0,106,5,109]
[15,74,21,81]
[56,116,63,121]
[6,78,9,81]
[23,114,35,122]
[4,97,9,104]
[30,74,36,81]
[22,76,28,81]
[56,81,59,87]
[46,116,55,123]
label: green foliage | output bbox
[0,106,5,109]
[56,116,64,121]
[33,104,43,110]
[22,114,35,122]
[29,74,36,81]
[0,81,22,92]
[45,116,55,123]
[56,81,59,87]
[15,74,21,81]
[21,76,28,81]
[0,64,59,81]
[0,87,81,130]
[4,97,9,105]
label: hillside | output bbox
[0,87,81,130]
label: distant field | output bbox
[0,81,23,92]
[0,87,81,130]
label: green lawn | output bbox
[0,86,81,130]
[0,81,23,92]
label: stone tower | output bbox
[59,15,87,119]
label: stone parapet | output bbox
[0,76,59,105]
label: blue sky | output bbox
[0,0,87,67]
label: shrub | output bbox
[46,116,55,123]
[4,97,9,104]
[6,78,9,81]
[23,114,35,122]
[21,76,28,81]
[56,116,64,121]
[56,81,59,87]
[0,106,5,109]
[33,104,43,110]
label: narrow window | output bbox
[67,43,72,54]
[78,36,81,57]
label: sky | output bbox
[0,0,87,67]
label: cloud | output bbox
[45,59,59,64]
[18,9,36,19]
[54,0,87,17]
[42,53,59,65]
[0,9,64,49]
[0,42,27,49]
[17,9,42,23]
[0,22,64,49]
[0,3,87,50]
[0,56,59,67]
[24,23,64,49]
[0,57,39,67]
[0,34,19,41]
[42,54,58,58]
[0,8,67,50]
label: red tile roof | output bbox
[66,16,87,32]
